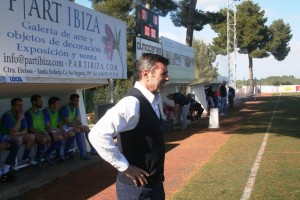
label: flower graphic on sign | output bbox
[102,24,124,78]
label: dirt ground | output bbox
[11,98,252,200]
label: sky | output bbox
[75,0,300,80]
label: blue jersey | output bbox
[1,111,28,134]
[60,104,79,121]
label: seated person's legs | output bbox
[80,125,96,155]
[34,132,49,167]
[0,135,17,182]
[43,130,64,164]
[74,126,89,160]
[62,126,76,159]
[21,133,35,161]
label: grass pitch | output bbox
[171,93,300,200]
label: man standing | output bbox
[89,53,169,199]
[167,92,190,130]
[220,81,227,115]
[1,98,34,180]
[60,94,95,160]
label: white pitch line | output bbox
[240,93,281,200]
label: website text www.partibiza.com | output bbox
[3,53,64,67]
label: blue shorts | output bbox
[62,125,75,132]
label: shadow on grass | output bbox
[165,93,300,146]
[233,94,300,139]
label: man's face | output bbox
[71,98,79,107]
[54,101,60,110]
[12,100,23,113]
[34,97,43,108]
[146,62,169,94]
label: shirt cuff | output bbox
[117,161,129,172]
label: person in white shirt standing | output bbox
[89,53,169,200]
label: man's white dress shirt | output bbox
[89,82,161,172]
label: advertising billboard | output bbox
[161,37,194,82]
[0,0,127,79]
[135,36,162,60]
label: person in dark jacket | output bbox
[89,53,169,200]
[167,92,190,130]
[187,94,204,120]
[220,81,227,115]
[228,86,236,108]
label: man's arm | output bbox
[62,117,76,127]
[42,109,52,133]
[19,118,28,135]
[89,96,140,171]
[60,106,77,127]
[75,115,82,126]
[2,113,25,136]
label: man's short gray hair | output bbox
[135,53,169,81]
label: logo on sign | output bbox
[5,76,26,83]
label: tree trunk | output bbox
[248,53,254,95]
[186,0,197,46]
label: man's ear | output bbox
[142,69,149,80]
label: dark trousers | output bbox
[229,97,234,108]
[6,141,20,165]
[116,177,165,200]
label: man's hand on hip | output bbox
[123,165,149,187]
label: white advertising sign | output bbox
[135,36,162,60]
[161,37,194,82]
[0,0,127,79]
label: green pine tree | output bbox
[192,39,218,84]
[211,1,292,94]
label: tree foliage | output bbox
[192,39,218,84]
[90,0,177,16]
[170,0,225,46]
[267,19,292,61]
[139,0,177,16]
[83,0,178,112]
[211,0,293,94]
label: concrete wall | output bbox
[240,85,300,94]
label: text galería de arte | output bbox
[8,21,58,44]
[7,21,101,56]
[17,21,96,44]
